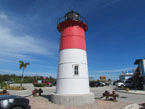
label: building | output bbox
[100,76,106,82]
[134,59,145,77]
[134,59,145,90]
[120,71,134,82]
[51,10,94,106]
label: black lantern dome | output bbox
[57,10,88,32]
[64,10,80,21]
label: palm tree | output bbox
[19,61,30,90]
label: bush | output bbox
[2,85,26,90]
[1,81,7,89]
[32,88,39,96]
[33,83,46,87]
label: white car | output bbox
[100,82,106,86]
[117,82,125,88]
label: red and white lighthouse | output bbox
[51,10,94,106]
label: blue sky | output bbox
[0,0,144,80]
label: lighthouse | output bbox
[51,10,94,106]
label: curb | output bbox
[115,90,145,95]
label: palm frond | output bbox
[19,64,23,69]
[19,61,30,69]
[19,61,24,64]
[23,63,30,69]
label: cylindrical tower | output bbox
[51,11,94,106]
[56,10,89,94]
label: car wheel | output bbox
[11,106,23,109]
[121,85,124,88]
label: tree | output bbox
[19,61,30,90]
[108,79,112,82]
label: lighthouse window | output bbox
[74,65,78,75]
[66,14,73,20]
[74,14,80,21]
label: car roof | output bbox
[0,95,25,100]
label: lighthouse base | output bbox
[50,93,94,106]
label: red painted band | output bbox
[57,20,88,32]
[60,26,86,50]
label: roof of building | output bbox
[120,72,134,76]
[134,59,144,64]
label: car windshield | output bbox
[125,81,132,83]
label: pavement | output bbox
[114,87,145,109]
[114,87,145,95]
[1,84,145,109]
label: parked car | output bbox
[105,82,111,86]
[89,81,99,87]
[0,95,30,109]
[5,80,14,84]
[99,82,106,86]
[124,80,135,88]
[113,81,117,85]
[117,82,125,88]
[113,80,123,86]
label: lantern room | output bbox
[64,10,80,21]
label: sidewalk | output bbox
[115,89,145,95]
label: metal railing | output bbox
[57,16,88,26]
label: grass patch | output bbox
[33,83,46,87]
[2,85,26,90]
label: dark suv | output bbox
[89,81,99,87]
[0,95,30,109]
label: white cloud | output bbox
[0,12,13,25]
[96,67,136,73]
[0,13,58,62]
[0,59,14,63]
[0,27,52,55]
[0,14,7,19]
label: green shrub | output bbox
[1,82,7,89]
[33,83,46,87]
[2,85,26,90]
[13,78,21,83]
